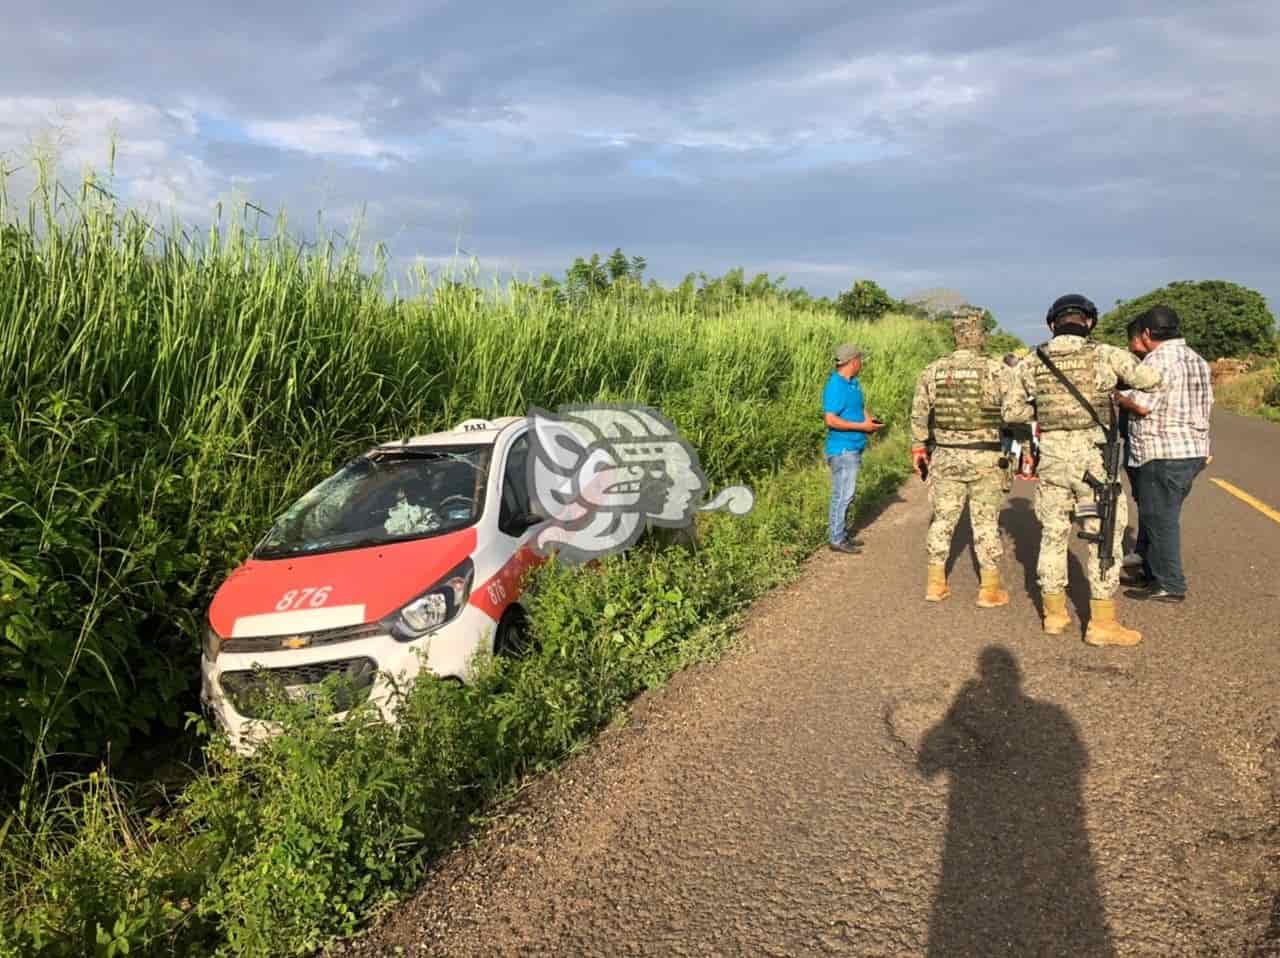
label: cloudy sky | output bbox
[3,1,1277,341]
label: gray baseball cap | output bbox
[834,343,864,365]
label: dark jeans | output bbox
[1137,458,1207,594]
[1126,464,1143,555]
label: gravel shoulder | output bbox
[333,411,1280,957]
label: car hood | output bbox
[208,527,478,638]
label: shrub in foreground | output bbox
[0,441,921,957]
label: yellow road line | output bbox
[1210,478,1280,526]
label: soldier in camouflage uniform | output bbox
[910,308,1012,607]
[1004,294,1162,647]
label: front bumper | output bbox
[200,605,497,755]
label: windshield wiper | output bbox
[255,533,389,559]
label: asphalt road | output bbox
[336,410,1280,957]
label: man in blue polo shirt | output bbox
[824,343,884,553]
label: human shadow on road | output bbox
[918,646,1114,957]
[1000,494,1092,625]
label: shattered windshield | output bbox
[254,447,491,559]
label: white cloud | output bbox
[0,95,223,217]
[436,9,1273,172]
[244,116,412,162]
[0,96,178,168]
[127,153,223,221]
[429,46,994,163]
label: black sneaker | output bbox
[829,541,861,555]
[1120,569,1152,587]
[1125,587,1185,603]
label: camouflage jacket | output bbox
[912,348,1011,481]
[1003,335,1161,461]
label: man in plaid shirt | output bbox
[1115,306,1213,601]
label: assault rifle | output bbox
[1034,347,1123,575]
[997,431,1017,492]
[1078,398,1124,575]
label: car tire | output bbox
[494,608,531,658]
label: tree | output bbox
[746,271,777,299]
[985,330,1026,357]
[606,247,631,283]
[536,273,566,306]
[565,253,609,299]
[836,279,897,322]
[551,249,835,314]
[1097,280,1276,360]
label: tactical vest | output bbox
[1032,343,1111,430]
[932,355,1003,432]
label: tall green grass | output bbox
[0,164,948,956]
[0,164,939,772]
[1214,363,1280,423]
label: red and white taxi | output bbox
[201,417,546,753]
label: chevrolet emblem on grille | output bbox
[280,635,311,650]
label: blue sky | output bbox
[2,1,1277,343]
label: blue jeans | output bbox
[827,450,862,545]
[1137,458,1206,594]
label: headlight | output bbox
[387,558,473,641]
[204,622,222,662]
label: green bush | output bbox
[1262,368,1280,408]
[0,440,929,957]
[1098,280,1276,360]
[835,279,899,322]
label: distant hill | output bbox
[903,288,968,319]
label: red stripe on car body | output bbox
[208,528,478,636]
[470,545,547,620]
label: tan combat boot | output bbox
[925,563,951,602]
[1084,598,1143,647]
[1041,592,1070,634]
[976,567,1010,608]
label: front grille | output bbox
[219,656,378,720]
[222,622,381,654]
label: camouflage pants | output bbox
[1034,459,1127,600]
[926,474,1005,569]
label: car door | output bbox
[474,429,547,619]
[497,431,534,541]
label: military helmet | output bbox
[1045,293,1098,327]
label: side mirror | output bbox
[514,512,546,531]
[501,512,545,536]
